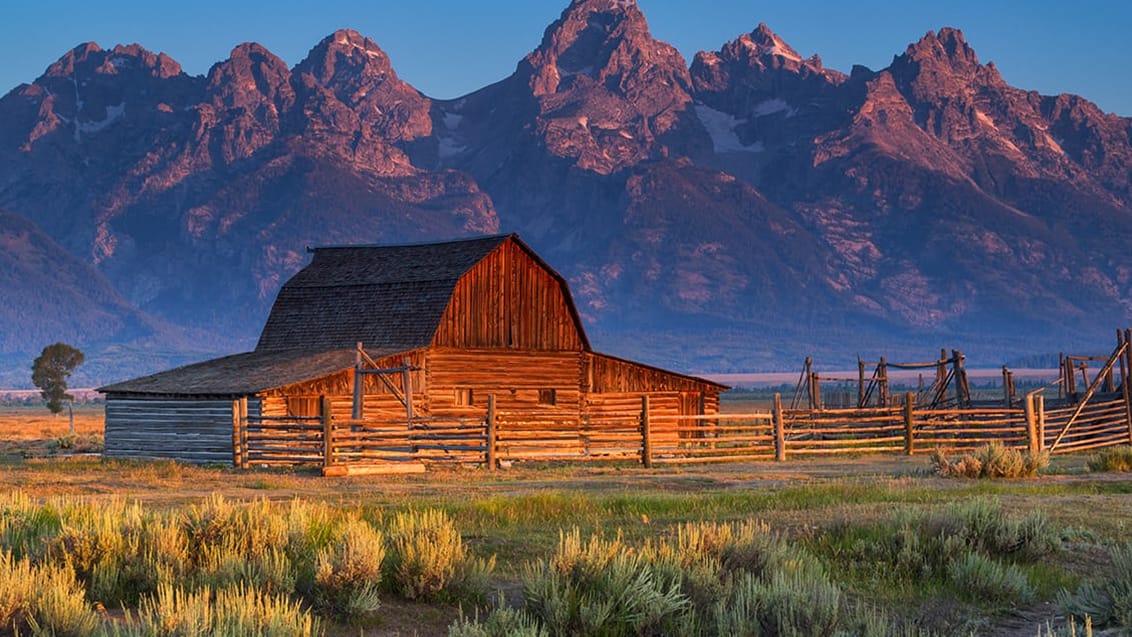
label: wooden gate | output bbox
[1047,330,1132,453]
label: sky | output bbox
[2,0,1130,116]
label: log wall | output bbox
[105,398,261,464]
[426,348,584,419]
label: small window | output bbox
[455,388,474,407]
[538,389,557,406]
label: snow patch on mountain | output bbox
[752,98,796,118]
[694,104,764,153]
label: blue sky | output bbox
[3,0,1130,115]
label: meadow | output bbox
[1,403,1131,635]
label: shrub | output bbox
[116,583,321,637]
[385,509,494,602]
[947,552,1034,604]
[313,518,385,621]
[1,552,101,636]
[931,444,1049,479]
[448,604,548,637]
[0,492,63,560]
[934,498,1060,561]
[522,537,689,636]
[714,569,843,637]
[0,550,35,630]
[1087,446,1132,473]
[1060,543,1132,629]
[26,562,101,636]
[197,538,296,596]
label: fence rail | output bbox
[231,388,1132,472]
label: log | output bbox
[322,463,427,477]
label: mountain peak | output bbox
[293,28,431,145]
[890,26,1004,102]
[524,0,687,97]
[295,29,394,85]
[903,27,980,69]
[743,23,804,62]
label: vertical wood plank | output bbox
[903,392,915,455]
[231,399,242,469]
[1024,392,1038,454]
[857,358,866,408]
[641,395,653,468]
[352,343,363,420]
[320,395,334,469]
[773,393,786,462]
[239,397,248,468]
[1036,395,1046,452]
[486,394,497,471]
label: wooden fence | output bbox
[231,389,1132,473]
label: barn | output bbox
[99,234,727,466]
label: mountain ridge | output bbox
[1,1,1129,386]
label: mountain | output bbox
[0,35,496,346]
[426,0,843,334]
[2,1,1131,384]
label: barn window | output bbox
[286,396,319,418]
[455,388,474,406]
[538,389,557,406]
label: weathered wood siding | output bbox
[586,353,722,396]
[433,240,585,351]
[427,348,584,419]
[105,398,260,464]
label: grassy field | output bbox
[1,404,1131,635]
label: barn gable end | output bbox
[434,237,587,351]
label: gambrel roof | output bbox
[255,233,589,352]
[99,234,728,397]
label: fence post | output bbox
[773,393,786,462]
[231,398,243,469]
[641,395,653,468]
[320,395,334,469]
[1024,392,1038,454]
[1036,395,1046,452]
[486,394,497,471]
[903,392,915,455]
[1121,329,1132,446]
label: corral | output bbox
[98,233,1132,473]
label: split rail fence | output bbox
[231,388,1132,473]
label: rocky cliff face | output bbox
[1,2,1131,381]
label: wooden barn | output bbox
[99,234,726,465]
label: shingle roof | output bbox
[97,348,371,396]
[255,234,514,352]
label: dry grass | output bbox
[0,404,104,439]
[1,403,1130,635]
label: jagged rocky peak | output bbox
[293,29,432,144]
[691,22,847,135]
[295,29,393,84]
[744,23,805,62]
[2,40,198,151]
[902,27,980,69]
[890,27,1004,93]
[525,0,691,96]
[206,42,294,109]
[695,23,840,76]
[40,41,185,83]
